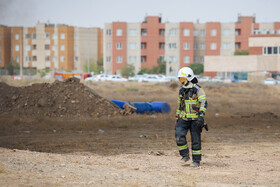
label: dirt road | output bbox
[0,80,280,186]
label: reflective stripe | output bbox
[199,107,207,112]
[185,100,197,104]
[198,95,206,101]
[192,150,202,155]
[178,144,188,151]
[176,110,181,115]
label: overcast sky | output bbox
[0,0,279,28]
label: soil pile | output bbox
[0,78,122,118]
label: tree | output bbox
[138,68,149,75]
[188,64,204,75]
[83,58,103,74]
[121,64,135,77]
[6,59,19,75]
[138,57,166,75]
[234,50,249,55]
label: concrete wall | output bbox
[194,24,206,63]
[103,23,112,74]
[249,37,280,47]
[205,55,280,72]
[220,23,235,56]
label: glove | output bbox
[196,116,204,126]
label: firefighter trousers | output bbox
[175,118,202,162]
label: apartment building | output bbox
[104,15,280,76]
[0,23,102,73]
[0,25,11,68]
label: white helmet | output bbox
[177,67,194,82]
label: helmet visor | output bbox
[179,77,187,83]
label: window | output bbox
[45,44,50,50]
[223,43,231,49]
[15,34,19,40]
[169,43,177,49]
[200,29,206,36]
[45,56,50,61]
[129,56,136,63]
[211,29,217,36]
[74,56,78,61]
[141,29,147,36]
[15,45,19,51]
[106,56,111,62]
[26,45,30,51]
[141,42,147,49]
[25,34,30,39]
[211,42,217,50]
[60,45,65,51]
[141,56,147,63]
[262,29,269,34]
[106,29,112,36]
[169,29,177,36]
[273,47,278,54]
[159,42,165,49]
[33,44,36,50]
[16,56,19,62]
[235,29,241,36]
[129,43,137,49]
[60,33,65,39]
[200,43,205,50]
[74,45,78,51]
[117,56,122,63]
[200,56,204,62]
[52,45,57,51]
[116,42,122,49]
[128,29,137,36]
[223,29,231,36]
[52,56,57,62]
[32,33,36,39]
[184,29,190,36]
[116,29,122,36]
[74,34,78,39]
[0,45,1,51]
[52,34,57,39]
[184,56,190,63]
[194,43,198,50]
[60,56,65,62]
[33,56,37,61]
[169,56,177,62]
[26,56,31,62]
[46,33,50,38]
[159,29,165,36]
[194,56,199,63]
[184,43,190,50]
[194,30,198,36]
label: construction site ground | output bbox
[0,79,280,186]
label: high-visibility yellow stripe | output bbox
[199,107,207,112]
[192,150,201,155]
[198,95,206,101]
[178,144,188,150]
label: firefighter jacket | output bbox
[176,82,207,120]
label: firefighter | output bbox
[175,67,207,167]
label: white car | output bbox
[107,75,128,82]
[95,74,111,81]
[84,75,97,82]
[128,75,146,81]
[264,78,276,85]
[198,76,211,82]
[139,75,161,83]
[277,79,280,85]
[211,76,223,82]
[163,76,178,82]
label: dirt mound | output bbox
[0,78,122,118]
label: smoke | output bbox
[0,0,35,26]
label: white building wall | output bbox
[126,23,141,74]
[220,23,235,56]
[259,23,274,34]
[165,23,180,76]
[35,23,46,69]
[103,24,113,74]
[194,24,206,63]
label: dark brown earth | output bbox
[0,79,280,186]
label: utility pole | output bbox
[87,28,90,73]
[20,28,23,76]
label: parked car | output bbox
[164,76,178,82]
[277,78,280,85]
[107,75,128,82]
[198,76,211,82]
[84,75,97,82]
[95,74,111,81]
[211,76,223,82]
[264,78,276,85]
[128,75,146,81]
[139,75,161,83]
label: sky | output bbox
[0,0,280,28]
